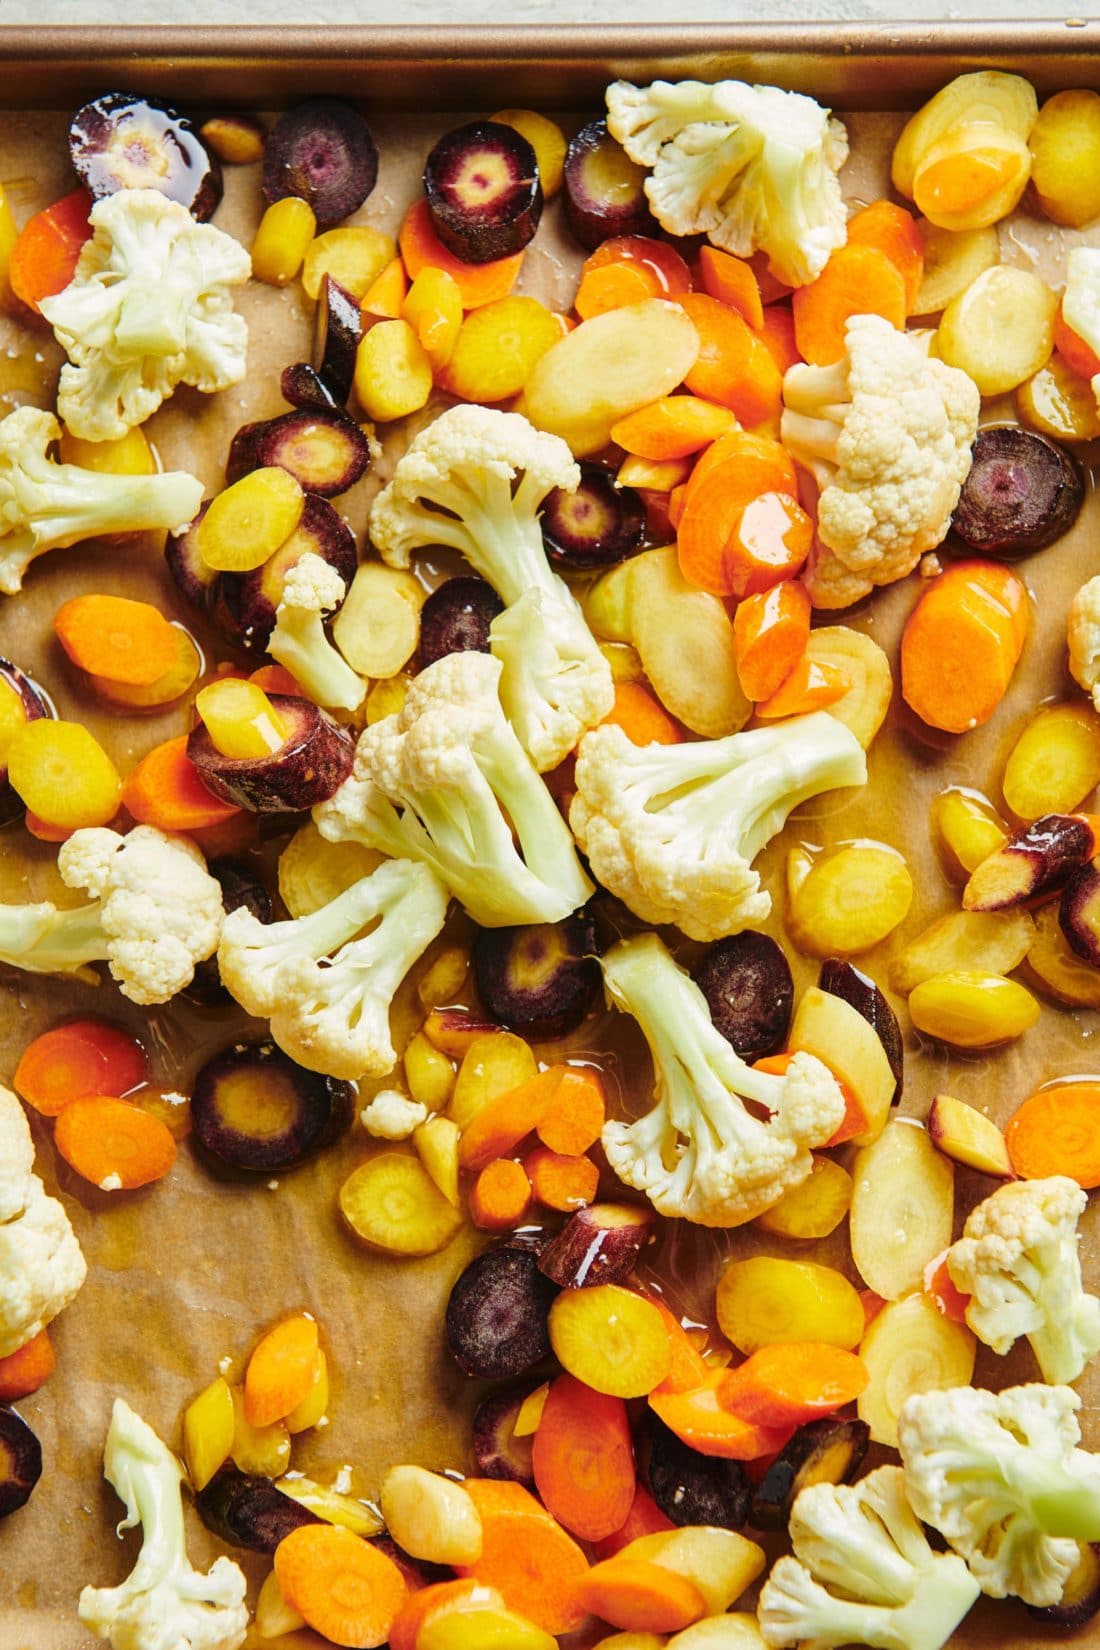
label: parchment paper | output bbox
[0,101,1097,1650]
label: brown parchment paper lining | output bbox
[0,101,1097,1650]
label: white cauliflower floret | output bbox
[267,552,365,713]
[0,1080,35,1222]
[757,1465,980,1650]
[54,826,224,1006]
[606,77,849,287]
[219,857,448,1081]
[898,1383,1100,1606]
[1060,246,1100,413]
[0,406,202,595]
[782,314,980,608]
[599,933,844,1226]
[79,1399,248,1650]
[41,189,250,442]
[945,1175,1100,1385]
[368,404,612,771]
[315,652,593,929]
[1067,573,1100,710]
[0,1087,86,1358]
[0,827,222,1004]
[360,1090,429,1140]
[570,712,866,941]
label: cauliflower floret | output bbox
[945,1175,1100,1385]
[599,933,844,1226]
[570,712,866,941]
[0,1087,86,1358]
[79,1398,248,1650]
[898,1383,1100,1606]
[55,826,224,1006]
[267,552,365,713]
[219,856,449,1081]
[368,404,612,771]
[1067,573,1100,710]
[315,652,593,929]
[781,314,980,608]
[360,1090,429,1140]
[41,188,250,443]
[757,1465,980,1650]
[0,406,202,595]
[0,1081,35,1222]
[606,78,849,287]
[1060,246,1100,412]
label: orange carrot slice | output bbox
[718,1342,869,1428]
[524,1146,599,1212]
[592,1483,675,1561]
[532,1371,636,1541]
[14,1019,147,1116]
[1005,1082,1100,1188]
[244,1314,320,1428]
[792,244,907,366]
[575,1556,706,1634]
[54,1096,176,1190]
[399,199,523,309]
[122,735,242,832]
[9,188,92,314]
[536,1067,607,1156]
[724,491,814,599]
[456,1478,590,1635]
[845,200,925,312]
[470,1158,533,1231]
[679,292,782,424]
[676,432,797,596]
[457,1067,566,1173]
[697,246,764,329]
[275,1523,408,1649]
[648,1370,791,1460]
[733,579,811,702]
[600,681,683,747]
[0,1330,55,1401]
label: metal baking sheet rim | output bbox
[0,21,1098,109]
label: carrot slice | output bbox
[698,246,765,330]
[733,579,811,703]
[362,255,409,319]
[24,811,75,843]
[600,681,682,747]
[471,1158,533,1231]
[456,1478,590,1635]
[14,1018,147,1116]
[532,1371,636,1541]
[575,1556,706,1634]
[0,1329,55,1401]
[923,1250,972,1324]
[592,1483,675,1561]
[54,1096,176,1190]
[648,1298,710,1396]
[536,1067,607,1156]
[575,261,660,319]
[457,1067,566,1173]
[9,187,92,314]
[724,491,814,599]
[275,1523,408,1650]
[1054,302,1100,381]
[399,198,523,309]
[900,562,1028,734]
[676,432,797,596]
[122,735,242,832]
[845,200,925,312]
[679,292,782,424]
[524,1146,599,1212]
[250,663,304,697]
[757,305,802,375]
[1005,1082,1100,1188]
[55,594,181,687]
[792,243,907,366]
[753,1053,866,1146]
[585,234,693,296]
[754,655,849,719]
[388,1581,498,1650]
[610,395,736,460]
[648,1370,791,1460]
[244,1314,320,1427]
[718,1342,869,1428]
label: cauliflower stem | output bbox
[758,1465,980,1650]
[0,1086,86,1358]
[571,710,866,941]
[0,826,223,1004]
[79,1399,247,1650]
[218,857,449,1080]
[599,932,845,1225]
[369,405,613,770]
[267,552,365,712]
[0,407,202,595]
[315,652,593,928]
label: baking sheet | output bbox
[0,88,1097,1650]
